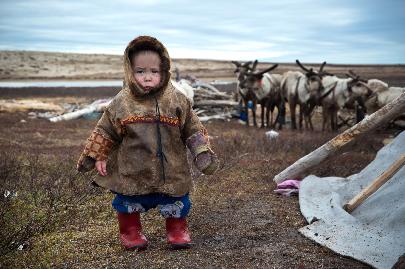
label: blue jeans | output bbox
[112,193,191,218]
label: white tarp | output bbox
[299,131,405,269]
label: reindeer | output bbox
[364,80,404,114]
[344,70,374,122]
[231,60,256,100]
[280,60,328,130]
[362,80,405,127]
[232,60,259,126]
[340,71,392,116]
[241,63,284,129]
[321,70,372,131]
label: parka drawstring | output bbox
[154,96,168,183]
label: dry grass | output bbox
[0,109,398,268]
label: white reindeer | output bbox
[342,71,387,123]
[321,76,352,131]
[280,60,328,130]
[363,79,405,127]
[321,71,372,131]
[365,80,405,113]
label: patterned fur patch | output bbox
[186,129,211,158]
[158,201,184,218]
[123,202,146,213]
[82,131,114,161]
[121,114,179,127]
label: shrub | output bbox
[0,152,100,257]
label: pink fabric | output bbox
[276,179,301,189]
[274,179,302,196]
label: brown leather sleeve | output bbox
[185,128,210,159]
[182,99,217,170]
[181,99,205,140]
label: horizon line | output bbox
[1,49,405,66]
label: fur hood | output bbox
[123,36,171,97]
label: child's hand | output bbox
[95,160,108,176]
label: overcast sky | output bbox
[1,0,404,64]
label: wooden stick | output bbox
[49,100,111,122]
[343,154,405,213]
[194,100,238,107]
[199,113,232,122]
[273,91,405,183]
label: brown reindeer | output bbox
[232,60,259,126]
[241,63,284,129]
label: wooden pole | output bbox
[343,154,405,213]
[273,91,405,183]
[194,100,238,107]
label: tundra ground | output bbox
[1,87,399,268]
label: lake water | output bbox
[0,80,236,93]
[0,80,124,88]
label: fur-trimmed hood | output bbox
[123,36,171,97]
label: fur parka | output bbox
[77,36,216,196]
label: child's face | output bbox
[132,51,162,91]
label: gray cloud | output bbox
[0,0,404,63]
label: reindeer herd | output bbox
[232,60,405,131]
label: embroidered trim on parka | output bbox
[120,114,180,127]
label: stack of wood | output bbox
[192,81,238,122]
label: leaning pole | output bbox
[273,91,405,184]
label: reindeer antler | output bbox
[296,59,312,73]
[352,70,365,81]
[231,61,241,67]
[232,61,241,73]
[349,70,358,77]
[242,61,253,68]
[346,70,359,80]
[346,70,363,81]
[258,63,278,76]
[318,62,334,76]
[319,61,326,72]
[250,60,258,71]
[247,63,278,77]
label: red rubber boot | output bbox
[117,212,147,250]
[166,217,192,249]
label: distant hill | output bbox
[1,50,404,85]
